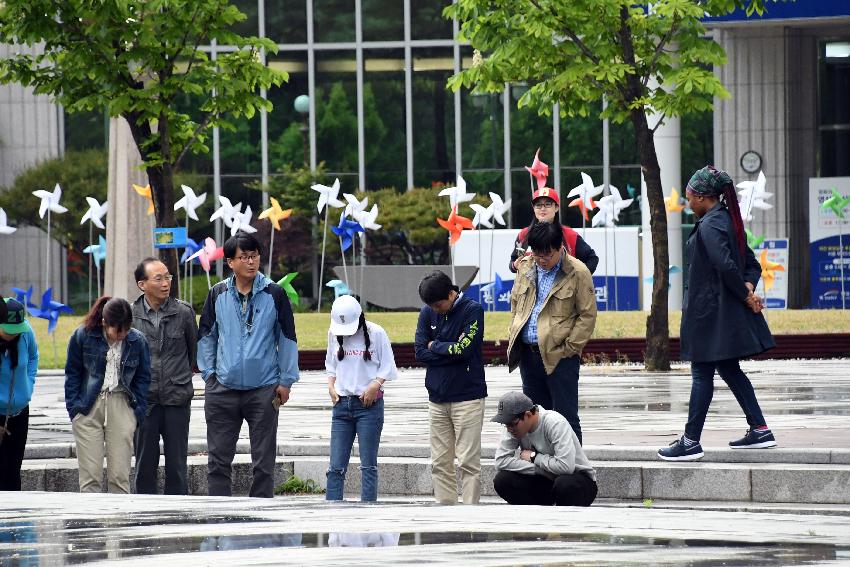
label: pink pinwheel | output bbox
[186,237,224,289]
[525,149,549,190]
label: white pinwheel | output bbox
[0,208,16,235]
[736,171,773,222]
[312,178,346,214]
[343,193,369,219]
[174,184,207,221]
[209,196,243,228]
[488,192,512,226]
[355,204,381,231]
[567,172,603,211]
[230,205,257,235]
[32,183,68,218]
[79,197,109,229]
[439,175,475,209]
[469,203,494,229]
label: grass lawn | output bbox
[28,309,850,369]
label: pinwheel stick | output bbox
[268,226,276,276]
[183,217,189,302]
[317,208,329,312]
[840,223,846,310]
[339,235,350,288]
[44,208,51,293]
[87,222,93,310]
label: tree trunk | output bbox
[631,110,671,371]
[147,164,181,299]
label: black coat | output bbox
[680,203,775,362]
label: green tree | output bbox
[445,0,775,370]
[0,0,286,296]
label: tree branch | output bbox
[174,111,215,167]
[528,0,600,65]
[642,16,681,88]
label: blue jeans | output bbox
[519,346,582,444]
[326,396,384,501]
[685,358,768,442]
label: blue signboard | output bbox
[809,235,850,308]
[705,1,850,23]
[153,227,188,249]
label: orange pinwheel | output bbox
[664,187,686,213]
[759,248,785,292]
[132,183,155,215]
[258,197,293,231]
[568,196,596,221]
[437,206,474,246]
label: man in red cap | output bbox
[509,187,598,274]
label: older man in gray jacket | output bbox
[491,391,597,506]
[132,257,198,495]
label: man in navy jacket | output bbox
[414,271,487,504]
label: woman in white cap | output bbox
[325,295,398,501]
[0,298,39,491]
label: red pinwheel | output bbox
[437,206,475,246]
[525,148,549,190]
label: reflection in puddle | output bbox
[1,520,847,565]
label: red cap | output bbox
[532,187,560,207]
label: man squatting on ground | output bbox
[492,391,597,506]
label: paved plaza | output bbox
[5,358,850,565]
[25,358,850,450]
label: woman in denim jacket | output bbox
[65,297,151,493]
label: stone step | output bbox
[24,441,850,465]
[20,455,850,505]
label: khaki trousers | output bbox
[72,391,137,493]
[428,398,485,505]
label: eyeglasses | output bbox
[506,413,527,429]
[533,201,556,209]
[236,254,260,263]
[147,275,173,283]
[531,248,560,261]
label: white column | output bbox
[641,112,683,311]
[104,117,155,300]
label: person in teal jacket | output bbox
[0,298,39,491]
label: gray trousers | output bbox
[134,404,191,495]
[204,377,279,498]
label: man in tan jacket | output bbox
[507,221,597,443]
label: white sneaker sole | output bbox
[658,451,704,462]
[730,440,777,449]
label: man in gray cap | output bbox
[491,391,597,506]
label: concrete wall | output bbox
[0,44,62,189]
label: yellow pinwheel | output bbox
[132,183,155,215]
[664,187,685,213]
[258,197,293,231]
[759,248,785,292]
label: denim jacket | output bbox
[64,326,152,425]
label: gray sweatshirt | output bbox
[494,407,597,482]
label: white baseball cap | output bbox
[330,294,362,336]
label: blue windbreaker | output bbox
[197,272,299,390]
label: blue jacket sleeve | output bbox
[130,338,151,421]
[429,302,484,361]
[414,307,452,366]
[197,287,220,381]
[269,284,299,388]
[26,328,38,389]
[64,328,84,419]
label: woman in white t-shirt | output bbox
[325,295,398,501]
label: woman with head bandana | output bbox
[658,166,776,462]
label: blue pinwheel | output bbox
[480,273,506,309]
[326,279,351,299]
[180,238,203,264]
[11,285,37,311]
[29,287,73,334]
[331,213,365,253]
[83,235,107,269]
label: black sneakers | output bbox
[729,428,777,449]
[657,436,705,461]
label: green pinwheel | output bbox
[745,229,765,250]
[276,273,300,305]
[822,188,850,219]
